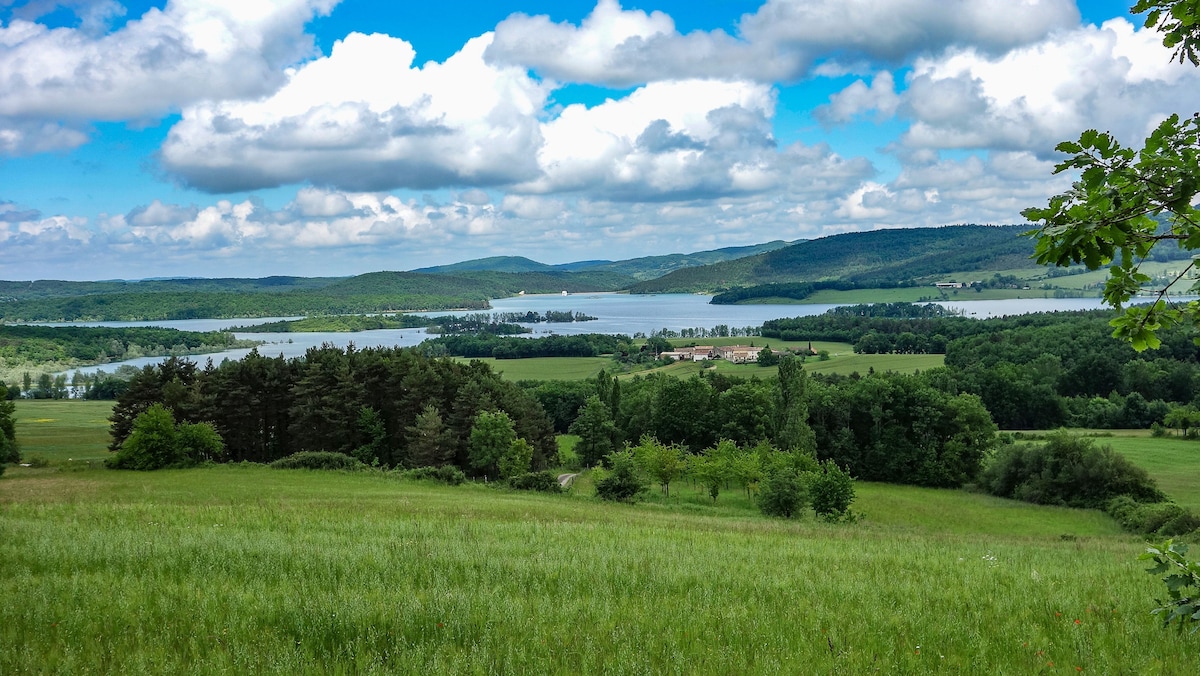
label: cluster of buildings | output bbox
[659,344,764,364]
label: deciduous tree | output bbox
[1023,0,1200,350]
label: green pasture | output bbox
[1091,433,1200,511]
[452,356,613,381]
[623,349,943,380]
[3,462,1196,674]
[12,400,113,464]
[794,286,1072,304]
[4,410,1200,672]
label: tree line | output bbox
[0,325,252,365]
[419,333,628,359]
[108,348,558,472]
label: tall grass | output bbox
[2,465,1195,673]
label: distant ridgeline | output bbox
[632,225,1039,294]
[0,271,629,322]
[231,311,597,335]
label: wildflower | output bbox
[1074,619,1081,625]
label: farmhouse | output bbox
[714,345,763,363]
[659,346,716,361]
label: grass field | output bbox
[6,407,1200,672]
[3,461,1196,674]
[451,356,614,381]
[795,286,1083,304]
[623,349,943,380]
[12,400,113,464]
[1093,433,1200,511]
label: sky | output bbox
[0,0,1195,280]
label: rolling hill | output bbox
[410,240,796,281]
[629,225,1033,293]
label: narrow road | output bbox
[557,473,578,488]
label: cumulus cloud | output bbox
[126,199,200,227]
[741,0,1079,63]
[890,18,1200,153]
[487,0,1079,85]
[487,0,792,87]
[159,31,549,192]
[815,71,901,125]
[0,0,338,153]
[520,79,787,201]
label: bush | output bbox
[402,465,467,485]
[810,460,855,521]
[270,451,365,471]
[107,404,190,470]
[24,454,50,468]
[981,432,1165,508]
[595,450,646,502]
[509,470,563,493]
[1108,496,1200,537]
[759,468,807,519]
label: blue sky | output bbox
[0,0,1194,280]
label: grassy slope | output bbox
[4,409,1200,671]
[452,357,614,381]
[13,400,113,463]
[1099,433,1200,511]
[2,463,1191,673]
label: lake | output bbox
[53,293,1113,376]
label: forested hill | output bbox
[411,241,795,280]
[0,270,633,322]
[414,256,555,274]
[571,240,796,280]
[628,225,1032,293]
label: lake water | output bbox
[53,293,1113,376]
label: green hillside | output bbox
[630,225,1033,293]
[409,241,796,282]
[578,240,796,280]
[413,256,555,274]
[0,276,343,302]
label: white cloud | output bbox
[486,0,1078,85]
[742,0,1079,63]
[159,31,549,192]
[894,18,1200,153]
[521,79,786,200]
[815,71,901,125]
[0,0,338,153]
[487,0,790,87]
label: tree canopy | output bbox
[1023,0,1200,350]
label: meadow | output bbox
[3,404,1200,673]
[449,343,942,382]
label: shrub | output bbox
[595,450,646,502]
[24,454,50,468]
[402,465,466,485]
[981,431,1165,508]
[810,460,855,521]
[759,468,807,519]
[1108,496,1200,537]
[509,470,563,493]
[107,404,187,470]
[270,451,365,471]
